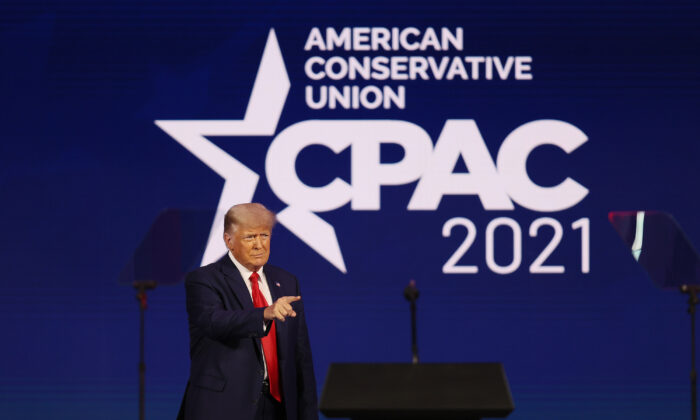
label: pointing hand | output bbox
[264,296,301,322]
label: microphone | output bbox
[403,280,419,364]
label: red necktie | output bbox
[249,271,281,402]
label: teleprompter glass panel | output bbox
[609,211,700,289]
[119,209,214,286]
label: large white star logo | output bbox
[155,29,347,273]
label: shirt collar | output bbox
[228,250,263,282]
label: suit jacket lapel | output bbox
[266,267,282,303]
[217,254,254,310]
[217,255,266,364]
[264,266,288,360]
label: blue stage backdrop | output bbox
[1,1,699,419]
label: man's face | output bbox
[224,223,271,272]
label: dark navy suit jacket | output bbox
[178,255,318,420]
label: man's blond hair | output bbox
[223,203,276,234]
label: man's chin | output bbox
[253,257,269,266]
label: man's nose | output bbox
[253,236,263,248]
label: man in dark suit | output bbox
[178,203,318,420]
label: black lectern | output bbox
[320,363,514,420]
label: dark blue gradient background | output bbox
[1,1,699,419]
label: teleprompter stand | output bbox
[134,280,156,420]
[119,209,212,420]
[320,363,514,420]
[609,211,700,420]
[682,284,700,420]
